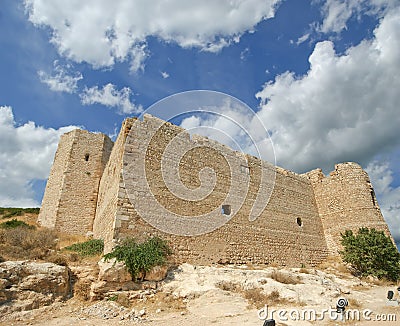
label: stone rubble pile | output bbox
[80,301,147,321]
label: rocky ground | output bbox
[1,212,399,325]
[1,262,399,326]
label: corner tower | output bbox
[38,129,113,235]
[307,162,393,256]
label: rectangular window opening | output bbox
[221,204,231,216]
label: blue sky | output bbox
[0,0,399,246]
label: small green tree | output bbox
[104,236,171,280]
[340,228,400,281]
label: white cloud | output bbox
[180,116,201,130]
[240,48,250,61]
[317,0,393,34]
[24,0,281,69]
[38,61,82,93]
[366,161,400,243]
[255,6,400,173]
[80,83,143,115]
[296,33,310,45]
[0,106,77,207]
[129,44,149,74]
[177,96,275,164]
[318,0,361,33]
[161,71,170,79]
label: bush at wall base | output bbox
[103,236,172,280]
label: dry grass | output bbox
[116,292,131,307]
[362,276,397,286]
[74,279,92,301]
[0,211,61,262]
[335,264,350,274]
[242,288,270,308]
[0,226,58,260]
[271,270,303,285]
[351,283,366,291]
[0,214,90,265]
[348,297,362,309]
[266,290,281,303]
[47,251,81,266]
[243,288,292,308]
[215,280,242,292]
[57,232,88,250]
[317,255,355,278]
[317,255,343,268]
[299,267,311,274]
[216,280,292,309]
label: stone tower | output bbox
[307,162,393,256]
[38,129,113,235]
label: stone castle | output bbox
[38,114,392,266]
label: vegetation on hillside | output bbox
[0,225,57,260]
[340,227,400,281]
[0,219,35,229]
[0,207,40,219]
[104,236,172,280]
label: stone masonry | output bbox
[38,129,113,234]
[39,115,394,267]
[307,164,393,256]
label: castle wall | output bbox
[104,115,328,267]
[38,129,113,235]
[93,119,135,251]
[307,163,393,256]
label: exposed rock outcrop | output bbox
[89,258,168,300]
[0,261,70,314]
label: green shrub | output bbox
[65,239,104,257]
[0,219,35,229]
[340,228,400,281]
[104,236,171,280]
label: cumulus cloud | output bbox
[24,0,281,69]
[366,161,400,243]
[80,83,143,114]
[38,61,82,93]
[0,106,77,207]
[255,6,400,173]
[177,96,275,164]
